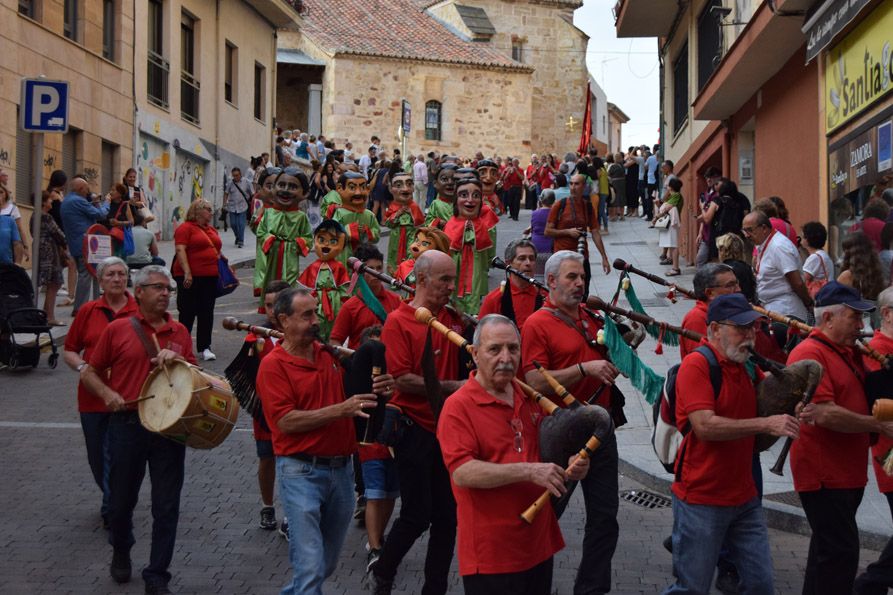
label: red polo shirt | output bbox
[866,331,893,493]
[244,333,277,441]
[546,197,596,254]
[478,282,541,330]
[329,289,403,350]
[89,311,196,402]
[381,302,463,433]
[256,343,356,457]
[171,221,221,277]
[521,301,611,409]
[437,374,564,575]
[788,330,870,492]
[672,342,760,506]
[65,293,138,412]
[679,300,708,359]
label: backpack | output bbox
[554,196,594,227]
[651,346,722,474]
[712,193,750,238]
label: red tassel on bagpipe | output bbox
[655,323,666,355]
[666,288,676,303]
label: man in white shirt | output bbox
[743,211,812,322]
[412,154,428,206]
[358,146,376,180]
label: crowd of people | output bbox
[4,131,887,595]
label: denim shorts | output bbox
[361,459,400,500]
[255,439,273,459]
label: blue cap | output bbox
[815,281,875,312]
[707,293,764,325]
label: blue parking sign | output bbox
[20,79,69,133]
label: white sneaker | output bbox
[201,349,216,361]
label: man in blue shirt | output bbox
[60,177,108,316]
[0,215,23,265]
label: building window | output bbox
[511,40,524,63]
[180,11,200,125]
[64,0,78,41]
[697,0,722,90]
[425,101,442,141]
[147,0,169,108]
[254,63,265,121]
[18,0,37,19]
[673,43,689,135]
[101,141,117,194]
[102,0,115,60]
[224,42,237,105]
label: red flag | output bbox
[578,82,592,155]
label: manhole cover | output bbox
[619,489,671,509]
[764,491,803,508]
[608,241,648,246]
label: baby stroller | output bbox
[0,263,59,370]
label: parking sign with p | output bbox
[20,78,69,133]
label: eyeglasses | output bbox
[716,321,756,333]
[709,281,741,289]
[510,418,524,453]
[140,283,176,292]
[742,225,761,234]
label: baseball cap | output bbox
[814,281,875,312]
[707,293,764,325]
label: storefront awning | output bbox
[802,0,871,64]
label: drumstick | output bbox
[520,434,601,524]
[126,394,157,406]
[151,334,173,386]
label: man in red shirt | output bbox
[668,293,799,594]
[329,244,403,350]
[439,314,588,594]
[81,265,196,595]
[500,158,524,221]
[478,238,543,330]
[680,263,741,357]
[370,249,465,595]
[788,282,893,595]
[256,285,390,594]
[521,250,620,595]
[544,173,610,298]
[855,286,893,595]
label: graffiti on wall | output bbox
[136,137,169,238]
[0,148,10,166]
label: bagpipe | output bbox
[412,305,614,525]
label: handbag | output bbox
[806,255,829,298]
[654,213,672,229]
[122,225,135,256]
[199,227,239,297]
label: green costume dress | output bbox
[425,196,453,230]
[383,201,425,274]
[443,206,499,315]
[320,190,342,219]
[254,207,312,305]
[332,207,380,267]
[297,259,349,342]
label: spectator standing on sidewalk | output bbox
[0,180,31,265]
[61,177,109,316]
[224,167,253,248]
[37,191,69,325]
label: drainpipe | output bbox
[214,0,221,218]
[131,0,138,178]
[271,29,278,159]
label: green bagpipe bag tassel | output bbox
[602,314,665,405]
[615,273,680,348]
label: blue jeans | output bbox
[229,210,247,245]
[426,182,437,208]
[598,193,609,228]
[664,496,773,595]
[107,412,185,588]
[277,456,355,595]
[80,412,111,520]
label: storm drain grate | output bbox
[764,491,803,508]
[608,240,648,246]
[620,489,672,509]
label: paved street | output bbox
[1,212,886,594]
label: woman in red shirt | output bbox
[172,199,223,361]
[62,256,138,528]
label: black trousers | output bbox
[463,556,553,595]
[506,187,522,220]
[374,421,457,594]
[854,492,893,595]
[799,487,864,595]
[574,433,619,595]
[174,275,217,352]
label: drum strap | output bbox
[129,317,159,360]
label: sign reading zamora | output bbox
[824,1,893,133]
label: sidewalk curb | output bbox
[618,458,888,551]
